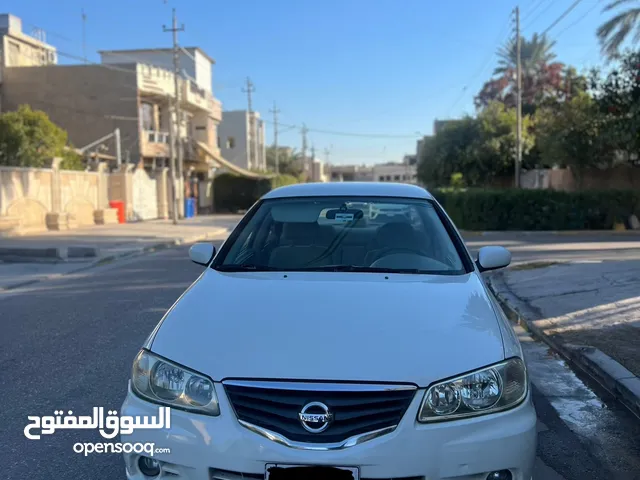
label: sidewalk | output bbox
[0,215,240,290]
[488,260,640,418]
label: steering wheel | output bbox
[370,247,429,264]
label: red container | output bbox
[109,201,126,224]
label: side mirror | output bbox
[189,243,216,266]
[476,246,511,272]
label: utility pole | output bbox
[301,123,308,162]
[270,101,280,174]
[163,8,184,223]
[166,94,179,224]
[515,6,522,188]
[243,77,255,169]
[323,147,330,163]
[81,9,87,64]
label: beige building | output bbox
[218,110,266,171]
[0,13,57,104]
[2,47,222,170]
[373,161,418,184]
[328,164,375,182]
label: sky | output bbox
[7,0,613,165]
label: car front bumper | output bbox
[120,382,537,480]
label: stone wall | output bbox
[0,160,200,235]
[0,167,54,234]
[0,160,119,236]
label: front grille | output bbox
[224,381,416,444]
[211,469,423,480]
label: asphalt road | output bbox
[464,232,640,264]
[1,241,639,479]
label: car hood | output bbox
[149,270,505,387]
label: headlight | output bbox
[417,357,527,422]
[131,349,220,416]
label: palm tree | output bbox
[597,0,640,58]
[494,33,558,77]
[475,33,564,112]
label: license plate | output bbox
[265,464,359,480]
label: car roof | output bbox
[262,182,434,200]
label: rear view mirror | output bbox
[476,246,511,272]
[189,243,216,266]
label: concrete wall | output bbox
[60,171,99,226]
[102,49,213,93]
[218,110,249,169]
[0,167,53,233]
[0,162,114,235]
[1,64,140,162]
[0,161,185,235]
[521,166,640,191]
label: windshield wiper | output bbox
[295,265,427,274]
[214,264,281,272]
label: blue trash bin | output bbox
[184,198,194,218]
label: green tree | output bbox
[477,34,567,113]
[0,105,84,170]
[418,103,534,187]
[536,92,618,180]
[588,49,640,162]
[265,146,306,178]
[495,33,558,76]
[597,0,640,59]
[417,117,481,187]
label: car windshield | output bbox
[214,196,467,275]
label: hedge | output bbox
[214,173,298,212]
[432,189,640,231]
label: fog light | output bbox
[138,456,161,477]
[487,471,512,480]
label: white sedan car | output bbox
[121,182,537,480]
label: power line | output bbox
[522,0,549,22]
[261,118,421,139]
[541,0,585,35]
[522,0,555,32]
[552,2,601,40]
[445,11,513,117]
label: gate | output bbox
[131,168,158,221]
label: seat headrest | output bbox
[282,222,320,244]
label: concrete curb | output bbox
[486,271,640,420]
[0,227,230,292]
[462,229,639,237]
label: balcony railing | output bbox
[145,130,170,144]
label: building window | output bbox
[227,136,236,149]
[394,175,401,181]
[386,175,392,181]
[378,176,385,182]
[217,136,221,148]
[140,102,155,131]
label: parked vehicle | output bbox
[120,182,536,480]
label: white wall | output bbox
[193,49,212,93]
[373,164,418,183]
[102,50,195,84]
[218,111,249,169]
